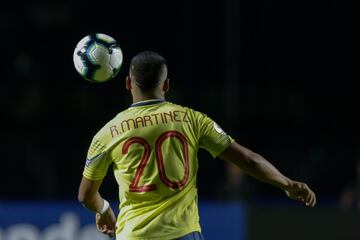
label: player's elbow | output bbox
[77,189,94,205]
[220,143,257,168]
[78,177,101,206]
[246,151,262,163]
[245,151,265,166]
[77,191,87,204]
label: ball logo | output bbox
[213,122,226,135]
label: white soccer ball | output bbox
[73,33,123,83]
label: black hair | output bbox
[130,51,167,91]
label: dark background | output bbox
[2,1,360,206]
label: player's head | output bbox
[126,51,169,97]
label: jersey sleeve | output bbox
[83,137,112,180]
[197,112,234,158]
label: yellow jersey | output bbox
[83,99,234,240]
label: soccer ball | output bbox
[73,33,123,83]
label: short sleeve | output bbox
[198,114,234,158]
[83,137,112,180]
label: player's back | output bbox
[83,99,233,240]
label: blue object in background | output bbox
[199,202,246,240]
[0,201,108,240]
[0,201,246,240]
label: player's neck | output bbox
[132,93,165,104]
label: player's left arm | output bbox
[218,142,317,207]
[196,111,316,207]
[78,177,116,238]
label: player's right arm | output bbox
[78,177,116,238]
[218,142,317,207]
[78,135,116,237]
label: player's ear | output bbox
[126,76,132,91]
[163,78,170,93]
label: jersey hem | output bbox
[116,227,201,240]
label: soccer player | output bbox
[78,51,316,240]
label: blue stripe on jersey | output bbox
[130,99,166,108]
[85,151,106,166]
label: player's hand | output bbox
[96,207,116,238]
[285,180,316,207]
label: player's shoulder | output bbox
[165,101,212,129]
[166,101,207,117]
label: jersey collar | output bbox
[130,99,166,108]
